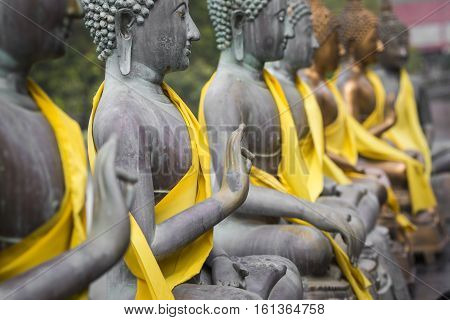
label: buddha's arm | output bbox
[367,111,396,137]
[368,93,397,137]
[0,138,134,299]
[342,80,360,121]
[327,152,363,173]
[414,78,434,145]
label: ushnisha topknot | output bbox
[378,0,409,44]
[337,0,378,50]
[288,0,312,28]
[82,0,158,61]
[207,0,272,50]
[310,0,338,45]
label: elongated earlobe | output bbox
[116,9,135,76]
[231,11,245,62]
[118,33,132,76]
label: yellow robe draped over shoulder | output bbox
[88,82,214,300]
[199,70,372,300]
[364,70,436,213]
[0,80,87,282]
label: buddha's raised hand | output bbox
[214,124,254,214]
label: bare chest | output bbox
[356,77,377,123]
[135,105,192,203]
[0,103,65,241]
[243,85,282,175]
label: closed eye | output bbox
[275,9,286,22]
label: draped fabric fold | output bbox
[0,80,87,282]
[199,71,372,300]
[88,82,214,300]
[363,70,436,214]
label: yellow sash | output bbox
[294,78,325,200]
[88,83,214,300]
[383,69,432,176]
[364,70,436,214]
[199,70,372,300]
[325,82,359,166]
[0,80,87,282]
[363,70,386,130]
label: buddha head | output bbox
[83,0,200,76]
[378,0,409,70]
[281,0,317,70]
[310,0,342,73]
[207,0,294,64]
[337,0,383,66]
[0,0,83,67]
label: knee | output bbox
[282,226,333,276]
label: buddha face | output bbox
[242,0,293,63]
[0,0,82,65]
[379,32,409,69]
[130,0,200,74]
[283,13,318,70]
[313,31,343,74]
[353,27,384,66]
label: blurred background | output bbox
[31,0,450,132]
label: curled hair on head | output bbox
[288,0,311,28]
[378,0,409,44]
[82,0,158,61]
[207,0,272,50]
[309,0,338,46]
[337,0,378,51]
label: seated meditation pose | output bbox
[373,0,450,223]
[0,0,136,299]
[84,0,302,300]
[201,0,373,299]
[293,0,413,299]
[335,0,446,259]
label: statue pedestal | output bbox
[302,265,356,300]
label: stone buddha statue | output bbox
[336,0,446,261]
[372,0,449,252]
[201,0,374,299]
[84,0,302,300]
[0,0,136,299]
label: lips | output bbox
[185,43,192,56]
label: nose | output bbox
[187,13,201,42]
[66,0,84,19]
[376,40,384,53]
[284,19,295,40]
[339,44,346,57]
[399,47,408,58]
[312,35,320,50]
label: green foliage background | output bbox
[31,0,419,128]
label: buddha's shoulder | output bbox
[204,71,255,110]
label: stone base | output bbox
[302,265,356,300]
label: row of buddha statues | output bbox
[1,0,449,300]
